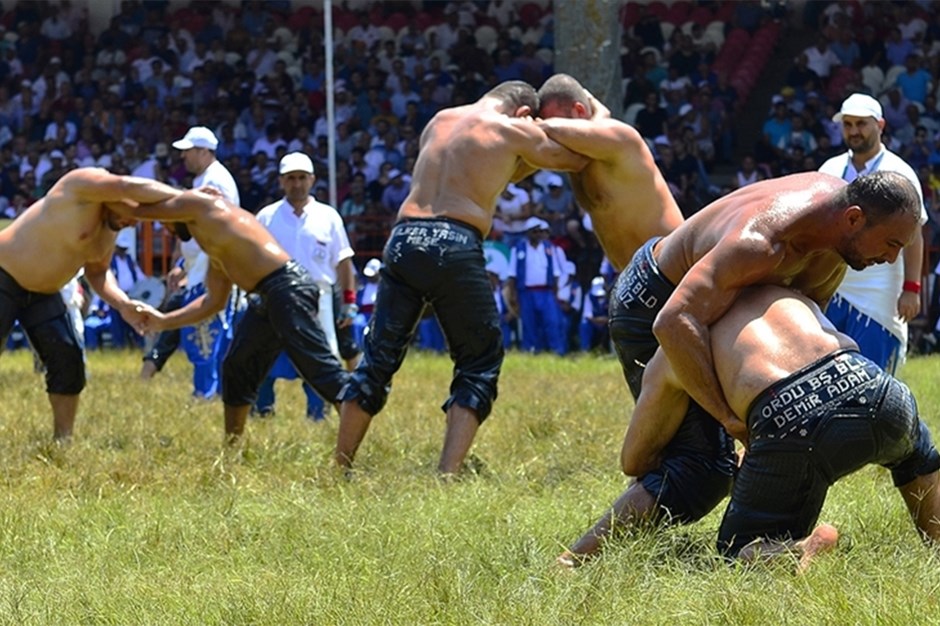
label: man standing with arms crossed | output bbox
[335,81,589,476]
[820,93,927,374]
[253,152,357,420]
[140,126,241,398]
[0,168,180,440]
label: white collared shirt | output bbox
[819,146,926,344]
[255,196,353,286]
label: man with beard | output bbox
[607,170,922,535]
[819,93,926,376]
[0,167,180,440]
[536,75,923,542]
[126,188,350,443]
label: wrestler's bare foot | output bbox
[555,550,587,570]
[795,523,839,573]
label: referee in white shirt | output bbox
[819,93,927,375]
[252,152,358,419]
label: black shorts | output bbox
[221,261,349,406]
[0,266,85,394]
[717,350,940,557]
[339,217,503,420]
[608,237,674,399]
[606,239,734,521]
[638,398,737,524]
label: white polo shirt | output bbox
[818,147,926,345]
[255,196,353,286]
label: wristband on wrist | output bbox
[903,280,921,294]
[343,289,356,304]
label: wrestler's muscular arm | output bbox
[538,116,639,163]
[620,349,690,476]
[652,237,785,443]
[83,256,150,332]
[71,169,182,330]
[504,116,590,178]
[66,167,181,206]
[113,187,207,223]
[144,262,233,331]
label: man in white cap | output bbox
[251,152,358,421]
[140,125,241,398]
[819,92,927,375]
[505,216,570,355]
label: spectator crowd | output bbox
[3,0,940,355]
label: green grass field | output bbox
[0,348,938,625]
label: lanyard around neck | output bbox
[842,149,885,182]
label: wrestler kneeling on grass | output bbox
[559,285,940,571]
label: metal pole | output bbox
[324,0,337,209]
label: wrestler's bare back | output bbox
[711,286,858,418]
[655,172,848,300]
[397,97,591,236]
[0,173,123,293]
[569,121,684,270]
[397,105,534,235]
[162,192,291,292]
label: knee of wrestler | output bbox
[338,373,389,416]
[220,352,255,406]
[446,378,498,423]
[641,462,733,524]
[44,343,86,395]
[449,333,502,420]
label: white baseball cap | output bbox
[172,126,219,151]
[115,228,135,249]
[279,152,314,175]
[524,217,550,231]
[363,258,382,277]
[833,93,884,122]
